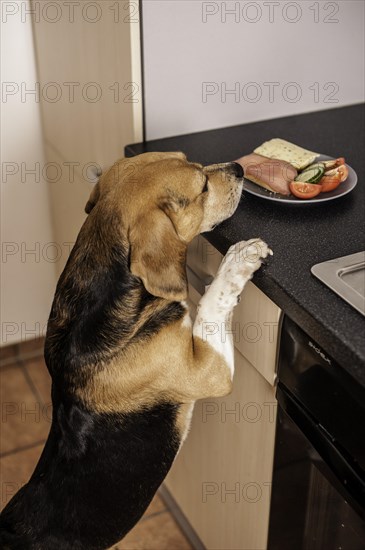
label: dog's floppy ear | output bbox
[129,209,188,301]
[85,182,100,214]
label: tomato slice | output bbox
[339,165,349,182]
[318,164,348,193]
[289,181,322,199]
[319,175,341,193]
[336,157,346,167]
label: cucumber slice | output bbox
[295,165,325,184]
[301,162,325,174]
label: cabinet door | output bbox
[31,0,142,171]
[166,248,279,549]
[42,144,91,276]
[165,348,277,550]
[31,0,143,273]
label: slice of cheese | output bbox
[254,138,319,170]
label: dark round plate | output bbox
[242,155,357,205]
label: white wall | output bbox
[1,1,57,346]
[142,0,365,140]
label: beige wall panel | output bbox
[32,0,142,174]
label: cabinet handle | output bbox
[186,266,213,297]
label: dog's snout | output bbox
[229,162,244,179]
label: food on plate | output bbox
[289,160,349,198]
[294,163,325,184]
[289,181,322,199]
[318,164,349,192]
[322,158,346,170]
[238,138,349,200]
[325,164,349,182]
[254,138,319,170]
[237,153,297,196]
[319,175,341,193]
[293,158,348,190]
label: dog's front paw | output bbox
[213,238,272,308]
[231,238,273,274]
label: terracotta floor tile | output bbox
[0,443,44,511]
[23,356,52,407]
[112,510,193,550]
[0,445,187,549]
[0,366,51,455]
[143,493,166,517]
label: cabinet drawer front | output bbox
[187,236,281,386]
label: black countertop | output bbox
[125,104,365,387]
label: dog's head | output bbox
[85,152,243,301]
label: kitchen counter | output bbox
[125,104,365,386]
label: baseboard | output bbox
[158,484,206,550]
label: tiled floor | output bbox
[0,339,193,550]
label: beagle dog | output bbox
[0,152,271,549]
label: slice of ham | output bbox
[236,153,297,196]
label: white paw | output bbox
[213,239,272,309]
[226,238,273,273]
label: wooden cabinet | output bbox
[164,236,282,549]
[31,1,142,274]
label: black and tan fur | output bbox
[0,152,269,549]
